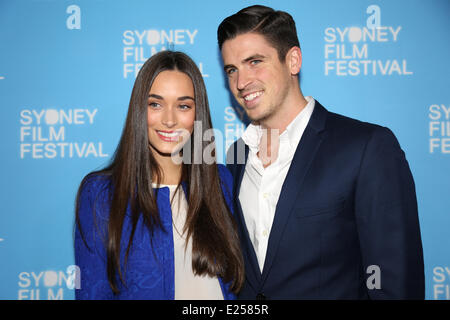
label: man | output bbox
[218,5,424,299]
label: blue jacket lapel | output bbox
[260,102,328,284]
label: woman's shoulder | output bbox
[77,171,113,208]
[80,172,112,194]
[76,172,114,223]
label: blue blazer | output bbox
[227,101,425,299]
[74,164,236,300]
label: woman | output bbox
[74,51,244,299]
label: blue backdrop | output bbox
[1,0,449,300]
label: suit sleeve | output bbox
[74,177,114,300]
[354,127,424,299]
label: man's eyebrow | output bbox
[242,54,266,63]
[223,54,266,71]
[223,64,235,72]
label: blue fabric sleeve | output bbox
[74,176,114,300]
[354,127,424,299]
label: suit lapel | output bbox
[260,102,328,284]
[231,142,262,290]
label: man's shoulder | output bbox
[325,108,395,138]
[323,108,400,150]
[326,110,381,131]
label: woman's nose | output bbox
[161,107,177,128]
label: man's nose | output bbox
[236,69,252,91]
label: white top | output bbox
[153,184,224,300]
[238,96,316,272]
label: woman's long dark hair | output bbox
[75,51,244,294]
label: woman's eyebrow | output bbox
[148,94,194,101]
[177,96,195,101]
[148,94,163,100]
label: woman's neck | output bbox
[152,151,183,185]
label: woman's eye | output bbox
[149,102,161,109]
[179,104,192,110]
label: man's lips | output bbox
[243,90,263,102]
[241,90,263,108]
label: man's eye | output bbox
[250,60,261,65]
[226,68,236,75]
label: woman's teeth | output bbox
[158,131,179,138]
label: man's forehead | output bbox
[223,32,272,48]
[221,33,277,62]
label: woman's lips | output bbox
[156,130,181,142]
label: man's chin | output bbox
[247,111,270,124]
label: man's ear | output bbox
[286,46,302,75]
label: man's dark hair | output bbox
[217,5,300,61]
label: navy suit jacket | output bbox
[226,101,424,299]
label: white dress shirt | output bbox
[238,96,315,272]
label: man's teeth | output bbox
[244,91,262,101]
[158,131,180,138]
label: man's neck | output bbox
[261,92,308,133]
[257,92,308,168]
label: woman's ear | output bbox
[286,46,302,76]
